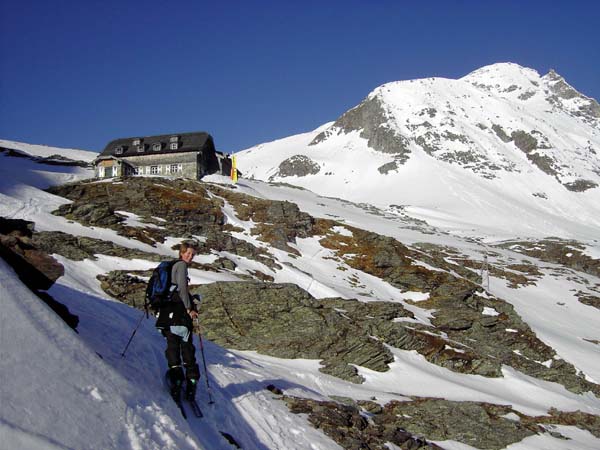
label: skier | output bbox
[155,241,201,404]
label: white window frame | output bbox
[150,165,159,175]
[170,142,178,150]
[170,135,179,143]
[133,139,141,146]
[98,166,105,177]
[115,146,123,155]
[152,142,161,151]
[111,166,118,177]
[137,145,144,153]
[170,164,180,173]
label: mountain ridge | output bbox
[237,62,600,241]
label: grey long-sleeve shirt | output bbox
[171,260,192,310]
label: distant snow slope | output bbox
[0,138,98,162]
[237,63,600,240]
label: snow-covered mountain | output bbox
[237,63,600,240]
[2,65,600,450]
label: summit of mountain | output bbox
[237,62,600,240]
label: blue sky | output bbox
[1,0,598,153]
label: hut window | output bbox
[170,142,178,150]
[150,165,159,175]
[170,164,181,173]
[133,139,141,146]
[170,135,179,143]
[152,142,161,151]
[115,146,123,155]
[137,145,144,152]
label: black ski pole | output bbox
[120,312,145,358]
[196,322,214,404]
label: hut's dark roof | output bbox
[97,132,214,158]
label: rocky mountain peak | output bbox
[244,62,600,205]
[541,68,600,124]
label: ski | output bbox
[174,398,188,419]
[186,398,203,418]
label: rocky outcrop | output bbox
[45,178,600,394]
[274,155,321,178]
[32,231,164,262]
[0,218,64,289]
[47,178,314,255]
[499,238,600,279]
[544,69,600,124]
[206,184,315,253]
[564,179,598,192]
[315,221,600,395]
[97,275,408,383]
[0,146,91,167]
[279,393,600,450]
[48,178,225,241]
[310,94,412,163]
[0,218,78,330]
[281,395,442,449]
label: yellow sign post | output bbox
[231,155,238,183]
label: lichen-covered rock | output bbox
[195,281,406,382]
[280,393,600,450]
[282,395,442,449]
[499,238,600,278]
[381,399,537,450]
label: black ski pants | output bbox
[163,328,200,382]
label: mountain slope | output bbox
[237,63,600,240]
[1,120,600,447]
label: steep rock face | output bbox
[544,69,600,125]
[310,94,412,163]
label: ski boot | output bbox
[166,367,184,402]
[185,378,198,400]
[185,378,203,417]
